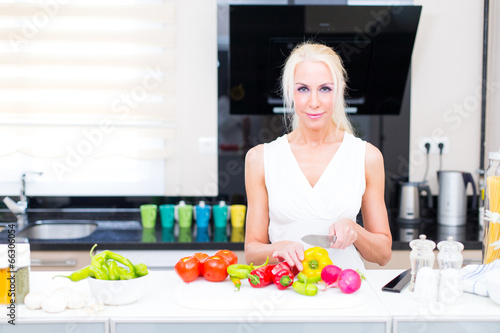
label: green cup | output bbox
[177,204,193,228]
[140,204,157,229]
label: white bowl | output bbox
[485,270,500,306]
[87,273,149,305]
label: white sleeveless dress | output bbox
[263,132,367,270]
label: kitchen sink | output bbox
[17,220,98,240]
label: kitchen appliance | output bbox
[398,181,433,222]
[437,171,477,226]
[229,5,422,115]
[301,234,337,248]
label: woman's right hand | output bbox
[272,241,305,271]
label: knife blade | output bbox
[301,234,337,248]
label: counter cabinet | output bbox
[4,270,500,333]
[0,320,108,333]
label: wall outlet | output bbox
[418,137,450,154]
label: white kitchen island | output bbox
[3,270,500,333]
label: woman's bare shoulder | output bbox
[245,144,265,169]
[365,142,384,167]
[364,142,385,180]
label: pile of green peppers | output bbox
[56,244,149,281]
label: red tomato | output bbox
[192,252,209,276]
[215,249,238,266]
[175,256,200,283]
[203,255,229,282]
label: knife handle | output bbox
[381,269,411,293]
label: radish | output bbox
[337,269,365,294]
[321,265,342,291]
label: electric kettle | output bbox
[437,171,477,226]
[398,181,433,222]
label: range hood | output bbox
[229,5,422,115]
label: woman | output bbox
[244,42,392,271]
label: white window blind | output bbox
[0,0,218,197]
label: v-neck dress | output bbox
[263,132,367,270]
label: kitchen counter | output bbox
[6,269,500,333]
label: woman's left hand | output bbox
[328,218,358,249]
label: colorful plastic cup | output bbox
[230,204,246,228]
[213,203,229,228]
[177,204,193,228]
[159,204,175,228]
[140,204,157,229]
[195,203,211,228]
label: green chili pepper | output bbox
[227,257,270,280]
[89,265,109,280]
[53,265,95,282]
[227,265,253,279]
[107,260,120,280]
[292,281,318,296]
[116,266,137,280]
[133,263,149,277]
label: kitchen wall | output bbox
[410,0,498,196]
[486,2,500,166]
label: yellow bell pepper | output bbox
[301,246,333,281]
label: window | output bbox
[0,0,218,196]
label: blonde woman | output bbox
[244,42,392,271]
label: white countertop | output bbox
[13,269,500,328]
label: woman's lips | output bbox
[306,113,323,119]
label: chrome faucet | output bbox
[3,171,43,230]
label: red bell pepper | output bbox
[248,264,275,288]
[271,262,294,290]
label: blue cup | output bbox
[195,203,211,228]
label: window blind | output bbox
[0,0,218,196]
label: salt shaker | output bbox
[409,234,436,292]
[437,236,464,304]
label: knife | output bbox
[301,234,337,248]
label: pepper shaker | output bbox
[409,234,436,292]
[437,236,464,304]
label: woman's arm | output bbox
[355,143,392,265]
[244,145,305,269]
[328,143,392,266]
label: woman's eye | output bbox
[297,86,309,93]
[320,86,333,93]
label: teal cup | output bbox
[159,204,175,228]
[213,204,228,228]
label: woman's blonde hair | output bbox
[281,42,353,134]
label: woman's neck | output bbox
[289,122,343,147]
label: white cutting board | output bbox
[172,274,369,311]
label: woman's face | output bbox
[293,61,335,130]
